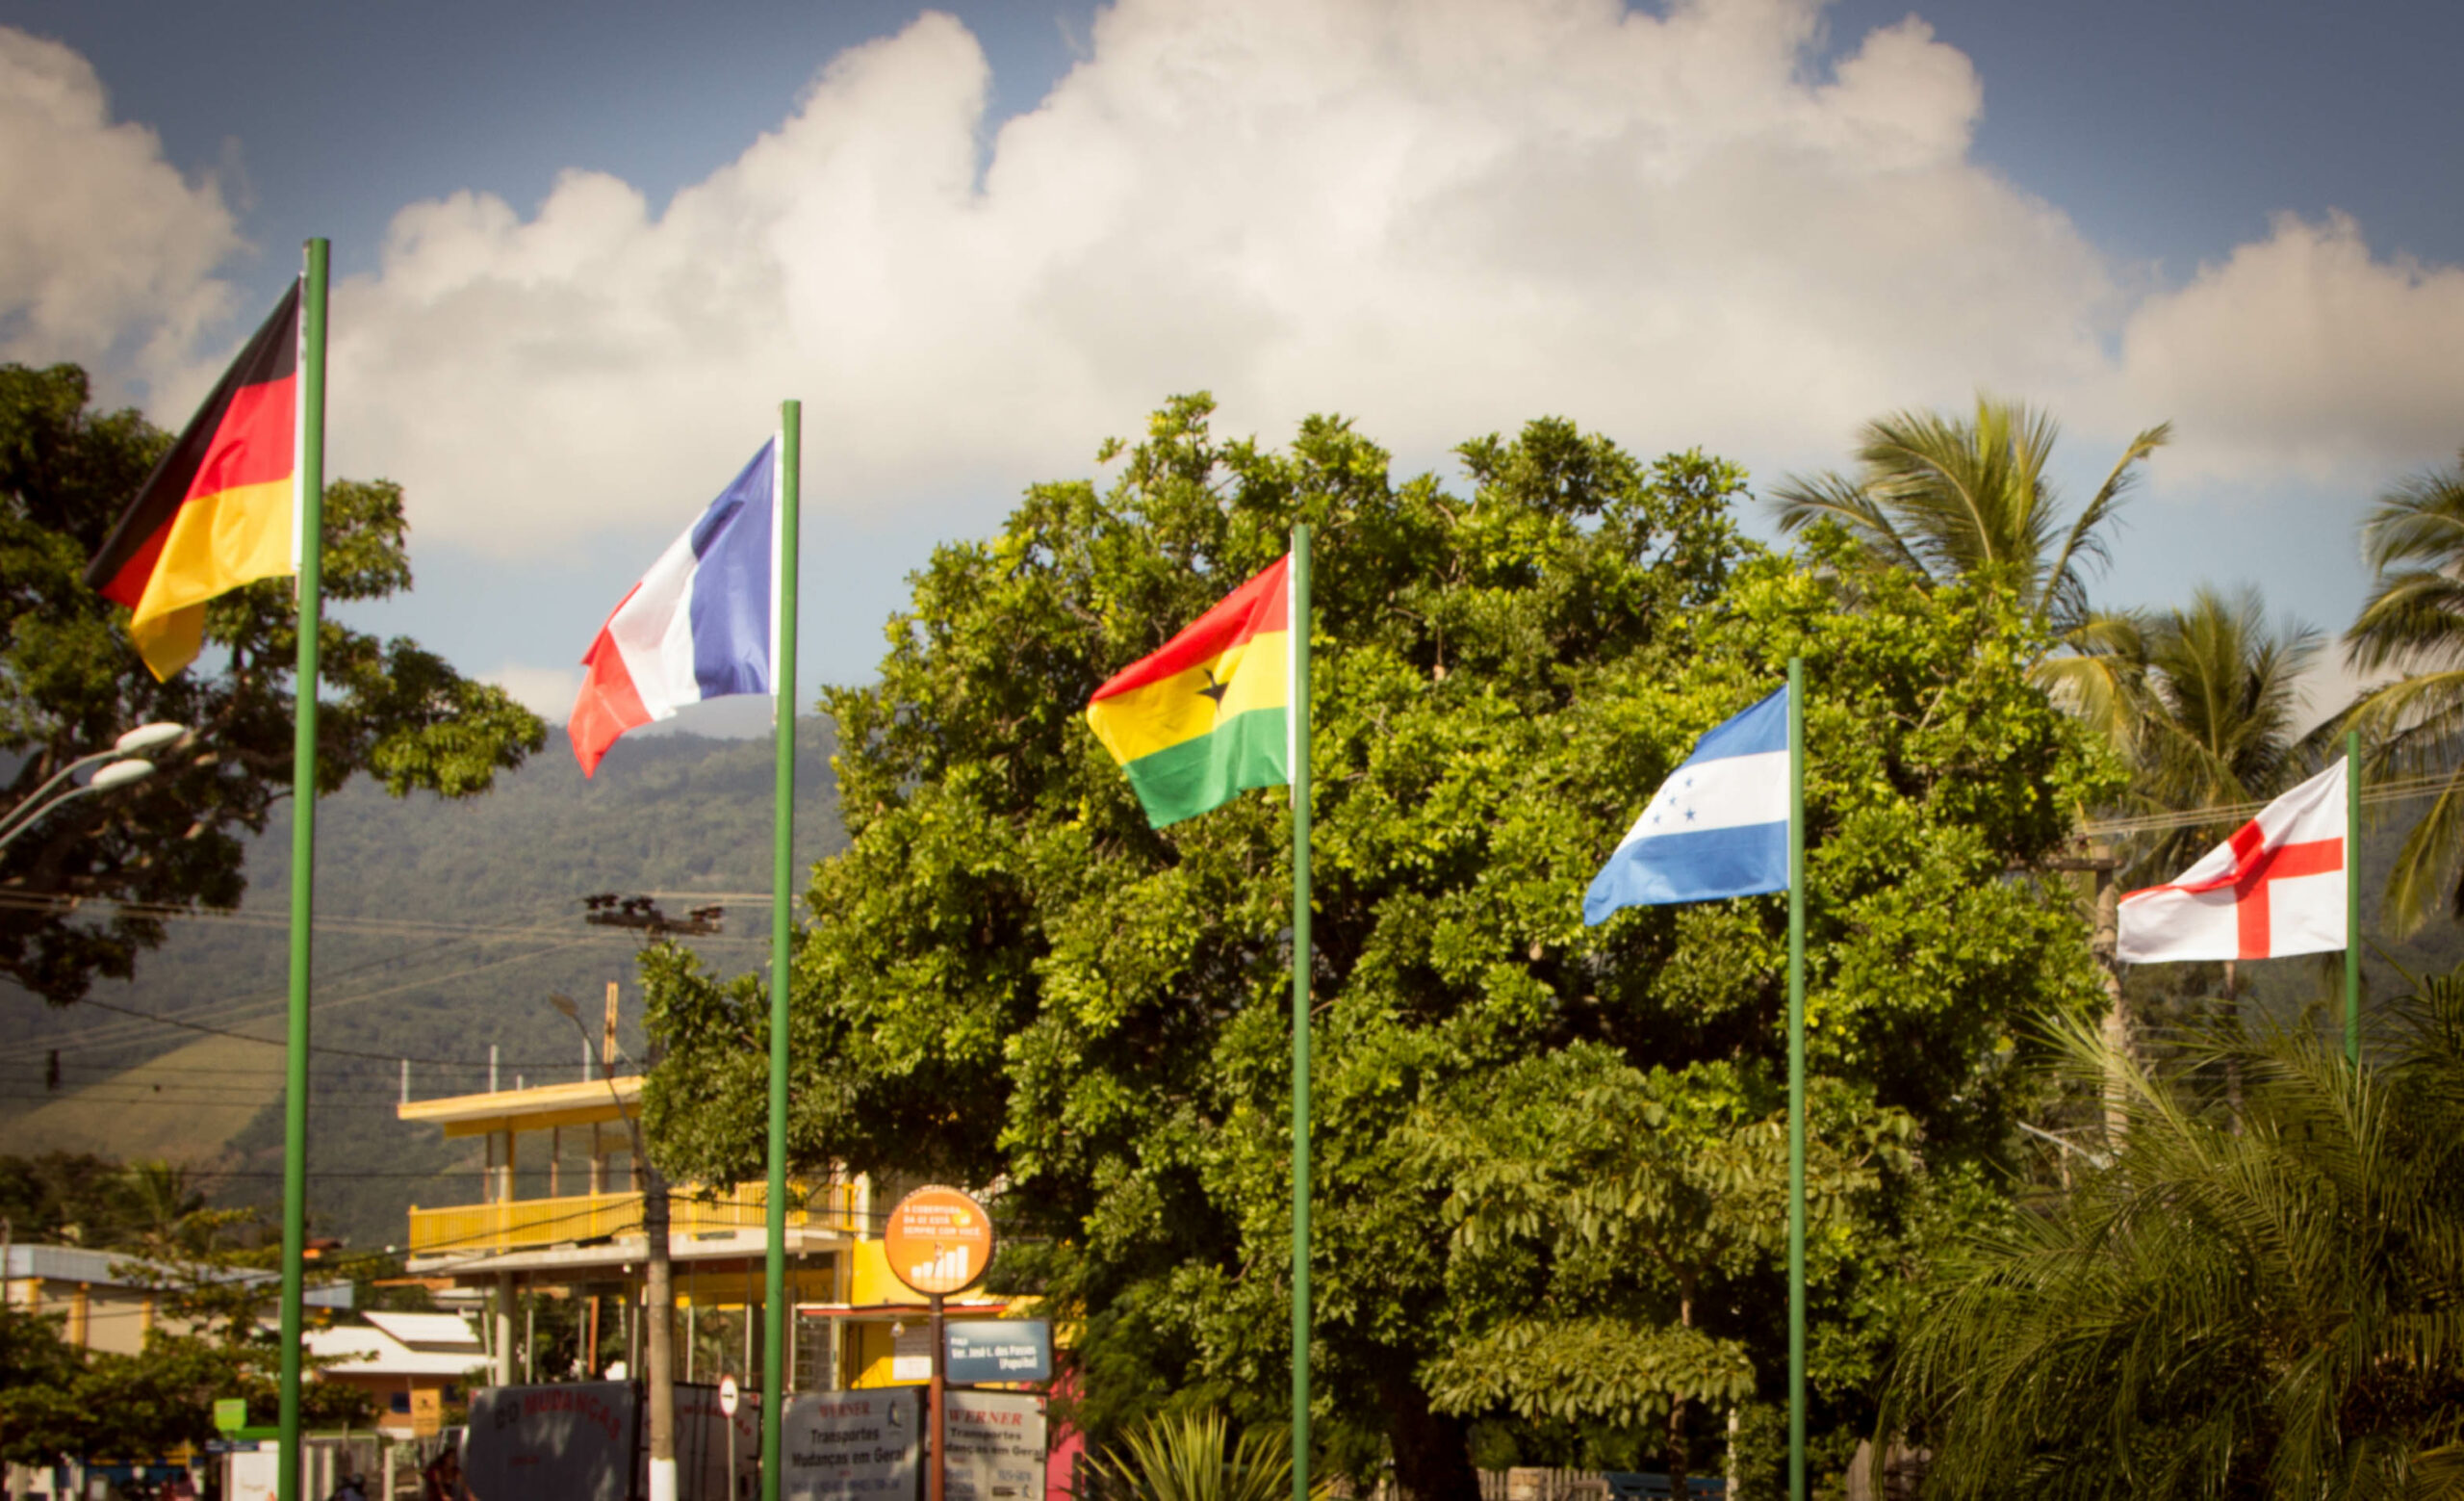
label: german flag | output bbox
[1087,554,1293,827]
[87,283,301,679]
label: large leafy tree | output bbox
[647,398,2116,1495]
[2344,451,2464,935]
[0,363,545,1003]
[1890,984,2464,1500]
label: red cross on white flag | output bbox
[2118,760,2348,964]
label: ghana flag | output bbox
[1088,554,1294,827]
[87,282,302,680]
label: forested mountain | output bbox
[0,720,843,1247]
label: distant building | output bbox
[306,1309,489,1438]
[0,1243,351,1357]
[394,1075,1053,1388]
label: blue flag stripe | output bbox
[1583,682,1792,923]
[1584,822,1787,919]
[1684,686,1786,763]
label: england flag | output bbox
[2118,761,2348,963]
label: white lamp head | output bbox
[89,759,154,792]
[113,722,187,756]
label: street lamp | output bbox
[548,992,680,1501]
[0,721,188,852]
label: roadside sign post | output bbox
[883,1186,996,1501]
[722,1375,740,1497]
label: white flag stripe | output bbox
[2118,760,2348,964]
[1613,749,1788,852]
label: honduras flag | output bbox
[1584,686,1790,922]
[569,440,780,776]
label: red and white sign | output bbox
[719,1374,739,1416]
[2119,761,2348,963]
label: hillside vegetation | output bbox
[0,720,843,1247]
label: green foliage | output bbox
[2345,451,2464,935]
[1766,395,2169,637]
[0,361,546,1004]
[646,396,2118,1489]
[1091,1410,1322,1501]
[0,1152,231,1255]
[1889,987,2464,1499]
[1409,1048,1909,1436]
[0,1314,373,1468]
[0,1209,376,1469]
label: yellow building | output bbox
[397,1074,1036,1392]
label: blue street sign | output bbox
[942,1319,1052,1384]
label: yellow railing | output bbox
[407,1179,864,1257]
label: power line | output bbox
[2077,771,2451,840]
[0,889,766,947]
[43,940,610,1065]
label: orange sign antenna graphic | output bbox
[883,1185,995,1297]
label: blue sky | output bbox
[7,0,2461,732]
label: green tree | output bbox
[0,362,546,1003]
[2118,584,2323,878]
[2344,451,2464,935]
[1767,395,2169,740]
[646,398,2117,1495]
[1888,985,2464,1499]
[1407,1050,1915,1493]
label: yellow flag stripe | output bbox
[1087,628,1291,765]
[129,477,295,634]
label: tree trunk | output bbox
[2092,853,2131,1149]
[1666,1396,1689,1499]
[645,1160,678,1501]
[1381,1372,1481,1501]
[2221,960,2245,1133]
[1666,1294,1693,1498]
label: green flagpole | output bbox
[276,236,328,1501]
[762,400,801,1501]
[1290,524,1314,1501]
[1785,656,1807,1501]
[2346,728,2361,1068]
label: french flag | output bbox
[569,440,779,776]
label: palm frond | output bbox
[1766,469,1930,577]
[2045,421,2170,632]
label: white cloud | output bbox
[0,27,240,392]
[14,0,2464,570]
[2106,212,2464,483]
[321,0,2123,556]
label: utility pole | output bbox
[603,982,621,1075]
[552,986,680,1501]
[2042,842,2129,1146]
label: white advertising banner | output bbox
[781,1387,922,1501]
[942,1390,1045,1501]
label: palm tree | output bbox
[1770,397,2171,741]
[1774,397,2172,1136]
[2344,452,2464,936]
[1886,984,2464,1499]
[117,1159,213,1259]
[2125,585,2323,877]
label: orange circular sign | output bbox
[883,1185,994,1296]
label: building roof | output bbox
[365,1310,483,1351]
[306,1316,489,1379]
[398,1075,641,1136]
[2,1244,352,1308]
